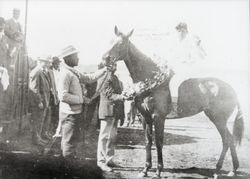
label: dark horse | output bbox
[103,26,244,178]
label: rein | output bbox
[89,70,111,102]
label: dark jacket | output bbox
[98,73,125,120]
[29,66,51,108]
[0,34,10,68]
[48,68,59,105]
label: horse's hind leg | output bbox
[154,115,165,178]
[138,117,153,177]
[228,129,239,174]
[205,111,239,174]
[205,111,229,173]
[217,126,239,175]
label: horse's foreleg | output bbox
[138,118,153,177]
[154,115,165,178]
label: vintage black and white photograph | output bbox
[0,0,249,178]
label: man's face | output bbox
[177,28,188,40]
[52,62,60,70]
[70,53,79,67]
[13,11,20,20]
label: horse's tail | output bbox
[233,104,244,146]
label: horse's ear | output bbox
[127,29,134,38]
[114,26,121,36]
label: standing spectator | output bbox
[4,8,23,68]
[0,17,10,68]
[29,57,52,145]
[97,63,126,172]
[0,17,12,121]
[57,45,108,159]
[47,56,61,136]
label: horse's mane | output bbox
[129,42,155,65]
[126,41,159,82]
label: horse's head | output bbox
[103,26,134,65]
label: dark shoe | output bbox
[34,134,49,145]
[107,161,121,168]
[44,132,52,140]
[32,138,47,146]
[98,163,113,172]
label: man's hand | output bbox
[104,65,114,72]
[122,94,134,101]
[83,97,92,104]
[38,102,44,109]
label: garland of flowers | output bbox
[123,65,171,99]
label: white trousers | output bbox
[97,118,118,165]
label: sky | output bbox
[0,0,249,67]
[0,0,250,117]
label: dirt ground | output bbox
[0,112,250,179]
[104,113,250,179]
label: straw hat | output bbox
[37,55,51,63]
[58,45,79,59]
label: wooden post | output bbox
[15,0,29,134]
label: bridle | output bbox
[107,38,130,65]
[88,39,130,103]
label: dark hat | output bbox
[51,56,61,63]
[37,56,51,63]
[176,22,188,31]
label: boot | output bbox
[166,102,179,119]
[32,133,48,146]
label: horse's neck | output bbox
[125,42,159,83]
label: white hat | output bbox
[37,55,51,62]
[58,45,79,59]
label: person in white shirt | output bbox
[166,22,207,118]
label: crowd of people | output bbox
[0,8,24,122]
[0,8,132,172]
[28,45,132,172]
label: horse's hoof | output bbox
[213,173,219,179]
[227,171,235,177]
[152,174,161,179]
[138,172,147,178]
